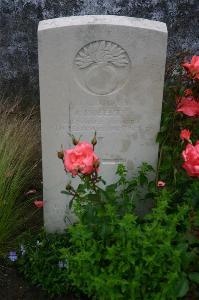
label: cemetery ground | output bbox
[0,258,69,300]
[0,56,199,299]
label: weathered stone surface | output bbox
[0,0,198,100]
[38,15,167,231]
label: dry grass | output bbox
[0,98,41,256]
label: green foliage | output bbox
[183,180,199,209]
[60,165,194,300]
[0,100,40,256]
[17,161,199,298]
[70,163,155,226]
[17,230,71,295]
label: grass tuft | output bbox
[0,99,41,256]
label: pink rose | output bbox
[176,96,199,117]
[180,129,191,141]
[182,141,199,177]
[182,56,199,80]
[64,141,99,176]
[34,200,45,208]
[157,180,166,188]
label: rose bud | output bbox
[72,137,79,145]
[91,132,97,146]
[69,133,81,145]
[57,151,64,160]
[93,160,100,169]
[68,133,80,145]
[57,145,64,160]
[65,181,72,190]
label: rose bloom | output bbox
[64,141,99,176]
[182,141,199,177]
[157,180,166,188]
[180,129,191,141]
[182,56,199,80]
[176,96,199,117]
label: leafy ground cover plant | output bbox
[17,159,198,299]
[0,99,41,256]
[17,230,71,296]
[60,158,196,299]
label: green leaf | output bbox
[105,184,117,200]
[61,191,71,195]
[116,164,127,176]
[176,277,189,298]
[69,199,73,209]
[189,272,199,284]
[139,173,148,185]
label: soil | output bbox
[0,261,82,300]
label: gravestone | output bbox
[38,15,167,232]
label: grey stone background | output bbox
[0,0,198,101]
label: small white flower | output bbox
[58,260,68,269]
[36,240,42,246]
[20,244,26,255]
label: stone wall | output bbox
[0,0,198,101]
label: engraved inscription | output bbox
[102,159,126,165]
[70,104,136,133]
[73,41,131,95]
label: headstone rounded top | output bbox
[38,15,167,34]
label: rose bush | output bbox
[64,141,99,176]
[182,141,199,177]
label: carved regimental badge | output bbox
[74,40,131,95]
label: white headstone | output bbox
[38,15,167,232]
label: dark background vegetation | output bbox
[0,0,198,101]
